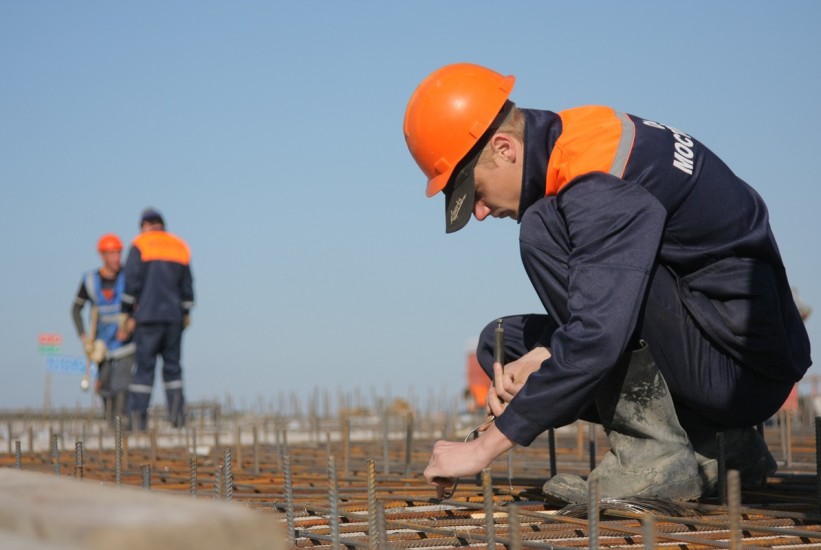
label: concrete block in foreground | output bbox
[0,468,286,550]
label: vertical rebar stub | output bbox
[141,463,151,490]
[114,417,123,486]
[642,513,656,549]
[482,467,496,547]
[74,440,84,480]
[588,476,600,548]
[328,455,341,549]
[366,459,378,550]
[223,448,233,502]
[51,433,60,476]
[189,454,197,497]
[815,417,821,515]
[548,427,557,478]
[283,454,296,547]
[717,431,727,506]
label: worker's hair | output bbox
[478,104,524,166]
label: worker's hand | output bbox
[486,381,508,418]
[423,424,515,497]
[424,440,486,498]
[182,314,191,330]
[492,347,551,404]
[117,316,136,341]
[81,334,93,355]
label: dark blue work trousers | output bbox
[477,265,793,431]
[127,322,185,429]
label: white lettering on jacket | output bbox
[642,119,694,175]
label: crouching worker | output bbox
[72,233,135,423]
[402,63,812,503]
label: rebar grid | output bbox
[2,406,821,549]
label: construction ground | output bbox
[2,397,821,549]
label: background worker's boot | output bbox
[682,422,777,496]
[165,387,186,428]
[126,392,150,432]
[543,342,702,504]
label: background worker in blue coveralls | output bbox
[120,208,194,431]
[403,63,812,503]
[72,233,135,423]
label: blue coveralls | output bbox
[477,107,811,446]
[122,230,194,429]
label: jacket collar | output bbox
[518,108,562,220]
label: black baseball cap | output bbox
[140,207,164,226]
[444,153,480,233]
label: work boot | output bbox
[126,392,150,432]
[165,388,186,428]
[683,423,777,496]
[543,342,702,504]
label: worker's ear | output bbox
[489,133,517,164]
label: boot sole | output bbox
[542,473,702,504]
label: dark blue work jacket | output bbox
[496,106,811,444]
[122,230,195,324]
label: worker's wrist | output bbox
[475,423,515,462]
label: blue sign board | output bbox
[45,355,88,376]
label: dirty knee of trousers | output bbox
[544,342,702,504]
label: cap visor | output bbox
[444,154,478,233]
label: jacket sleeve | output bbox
[71,279,88,336]
[121,245,144,316]
[496,173,668,445]
[180,264,194,313]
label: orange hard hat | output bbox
[97,233,123,252]
[403,63,516,197]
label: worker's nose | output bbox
[474,200,491,221]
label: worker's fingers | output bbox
[493,362,517,402]
[424,440,455,483]
[486,385,507,417]
[430,476,455,499]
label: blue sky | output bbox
[1,1,819,411]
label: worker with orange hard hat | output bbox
[72,233,135,422]
[403,63,812,503]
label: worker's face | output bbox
[472,134,523,222]
[141,221,162,233]
[100,250,121,272]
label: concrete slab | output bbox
[0,469,286,550]
[0,531,81,550]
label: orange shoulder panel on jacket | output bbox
[134,232,191,264]
[546,106,626,196]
